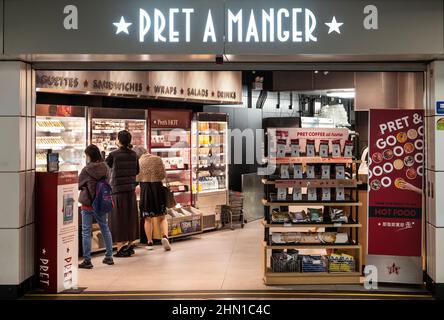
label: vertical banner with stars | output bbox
[367,109,424,284]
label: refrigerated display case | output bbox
[149,109,193,207]
[192,113,229,230]
[89,108,147,157]
[36,105,87,173]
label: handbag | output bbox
[163,176,177,209]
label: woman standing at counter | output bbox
[134,146,171,251]
[106,130,140,257]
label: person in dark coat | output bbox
[78,144,114,269]
[106,130,140,257]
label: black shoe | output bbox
[124,245,135,256]
[79,260,93,269]
[113,246,130,258]
[102,257,114,265]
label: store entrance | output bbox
[33,69,429,295]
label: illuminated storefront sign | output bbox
[2,0,443,55]
[35,70,243,104]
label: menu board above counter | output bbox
[35,70,242,105]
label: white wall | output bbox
[0,62,35,288]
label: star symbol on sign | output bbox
[42,248,46,255]
[387,263,400,275]
[325,16,344,34]
[83,80,89,88]
[180,88,184,95]
[146,85,150,92]
[113,16,132,35]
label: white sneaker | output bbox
[145,244,154,251]
[161,237,171,251]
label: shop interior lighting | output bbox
[327,89,355,99]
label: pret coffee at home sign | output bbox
[367,109,424,284]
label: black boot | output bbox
[79,260,93,269]
[113,246,130,258]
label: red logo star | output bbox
[387,263,400,275]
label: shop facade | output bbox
[1,0,444,298]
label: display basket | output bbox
[328,255,356,273]
[271,251,300,273]
[301,255,329,273]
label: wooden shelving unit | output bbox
[262,155,363,285]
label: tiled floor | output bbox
[79,220,429,294]
[80,220,266,291]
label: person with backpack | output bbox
[78,144,114,269]
[106,130,140,257]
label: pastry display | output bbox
[406,167,417,180]
[404,155,415,167]
[36,113,86,173]
[407,129,418,140]
[404,142,414,154]
[396,132,408,143]
[372,152,383,163]
[370,179,381,190]
[393,159,404,170]
[394,178,406,189]
[92,119,146,156]
[383,149,394,160]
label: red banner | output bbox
[368,110,424,256]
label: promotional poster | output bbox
[367,109,424,283]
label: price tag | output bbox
[178,186,185,191]
[284,223,292,227]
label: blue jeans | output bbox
[81,209,113,261]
